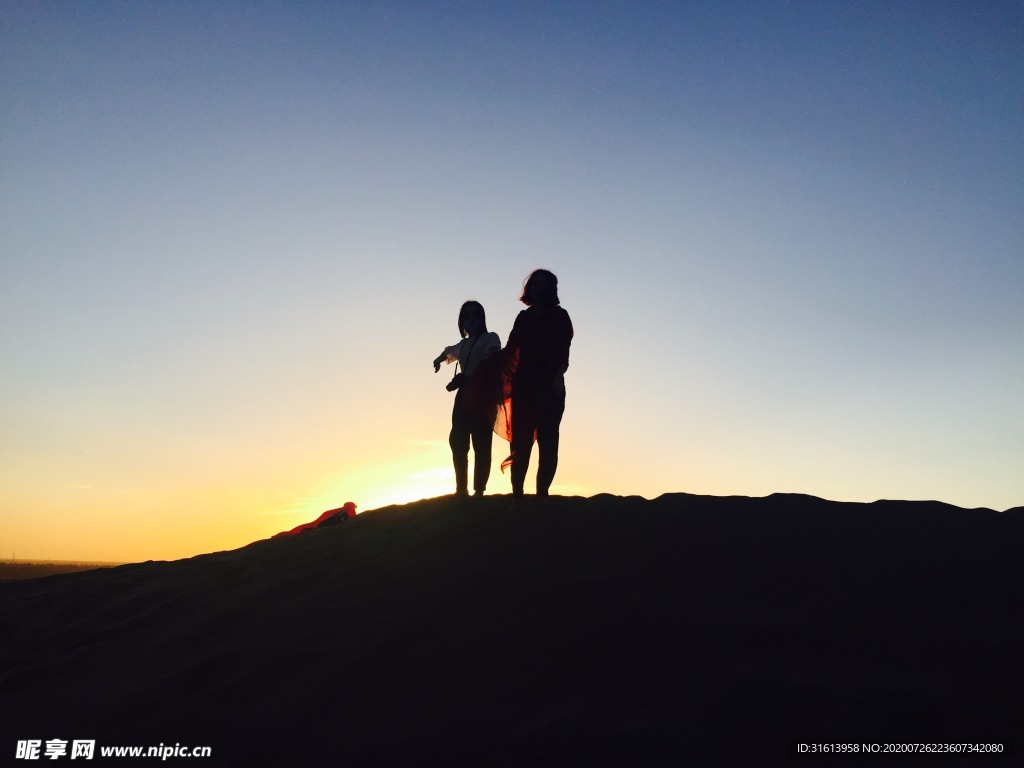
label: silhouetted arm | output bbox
[433,340,464,372]
[504,311,525,357]
[555,310,573,376]
[482,331,501,357]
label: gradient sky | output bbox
[2,1,1022,562]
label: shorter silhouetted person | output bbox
[433,301,501,497]
[499,269,573,499]
[272,502,356,537]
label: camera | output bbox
[446,373,465,392]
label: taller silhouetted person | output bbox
[502,269,573,500]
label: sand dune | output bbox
[1,493,1020,765]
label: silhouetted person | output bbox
[503,270,573,499]
[434,301,501,497]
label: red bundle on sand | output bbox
[272,502,357,538]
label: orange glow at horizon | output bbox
[0,427,604,563]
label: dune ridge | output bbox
[1,492,1020,765]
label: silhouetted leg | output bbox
[510,442,531,496]
[536,388,566,496]
[510,399,534,497]
[449,397,471,494]
[470,413,492,494]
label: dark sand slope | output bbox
[1,494,1020,765]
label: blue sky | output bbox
[2,1,1021,560]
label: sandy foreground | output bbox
[1,493,1020,766]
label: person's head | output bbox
[520,269,560,307]
[458,300,488,338]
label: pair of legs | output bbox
[510,388,566,497]
[450,392,493,495]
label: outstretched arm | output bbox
[433,341,463,372]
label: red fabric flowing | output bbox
[272,502,357,538]
[492,348,517,471]
[448,343,517,469]
[456,352,502,424]
[456,346,514,433]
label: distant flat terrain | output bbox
[0,560,122,583]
